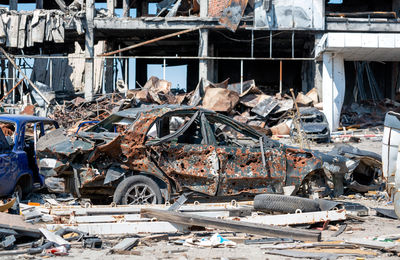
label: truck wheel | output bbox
[113,175,162,205]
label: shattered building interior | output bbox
[0,0,398,132]
[1,1,400,257]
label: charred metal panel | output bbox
[219,0,249,32]
[217,146,286,195]
[285,148,322,186]
[254,0,324,30]
[156,143,220,195]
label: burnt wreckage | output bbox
[37,105,370,205]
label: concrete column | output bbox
[123,0,130,17]
[198,29,209,81]
[200,0,208,17]
[9,0,17,10]
[208,43,216,82]
[107,0,115,16]
[314,61,323,98]
[7,61,14,92]
[36,0,43,9]
[124,58,129,90]
[105,42,114,93]
[84,0,95,101]
[322,53,345,132]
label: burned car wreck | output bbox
[290,107,331,143]
[37,105,359,205]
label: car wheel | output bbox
[113,175,162,205]
[14,185,22,200]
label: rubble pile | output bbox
[0,193,398,258]
[47,76,323,139]
[340,99,400,129]
[48,93,133,132]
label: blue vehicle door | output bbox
[0,128,18,196]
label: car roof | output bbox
[0,114,56,124]
[114,105,214,118]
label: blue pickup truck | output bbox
[0,114,58,198]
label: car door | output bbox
[205,114,287,196]
[0,128,18,196]
[146,111,220,196]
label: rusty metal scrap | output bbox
[38,104,358,202]
[48,93,130,131]
[219,0,249,32]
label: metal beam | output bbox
[9,55,315,61]
[141,208,321,241]
[326,19,400,32]
[198,28,209,81]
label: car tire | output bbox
[14,185,23,200]
[253,194,320,213]
[113,175,162,205]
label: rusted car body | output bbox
[37,105,355,204]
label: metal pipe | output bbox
[3,55,314,61]
[124,58,129,91]
[279,60,282,94]
[292,31,295,58]
[240,59,243,94]
[251,30,254,58]
[50,58,53,91]
[269,31,272,58]
[163,58,166,80]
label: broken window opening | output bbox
[88,115,136,133]
[205,114,261,148]
[146,111,204,145]
[0,122,15,148]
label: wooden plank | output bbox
[0,212,41,238]
[0,78,23,103]
[71,210,237,223]
[112,238,139,251]
[50,203,251,216]
[234,210,347,226]
[141,208,321,242]
[46,222,187,235]
[39,228,69,246]
[346,238,400,252]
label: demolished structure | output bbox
[0,0,398,133]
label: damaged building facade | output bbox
[0,0,399,131]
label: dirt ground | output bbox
[9,138,399,260]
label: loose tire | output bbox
[113,175,162,205]
[254,194,320,213]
